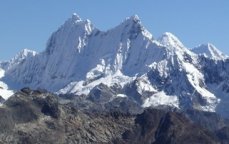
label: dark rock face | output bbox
[104,97,143,114]
[0,95,5,103]
[185,109,226,132]
[121,109,165,144]
[40,95,60,118]
[216,127,229,144]
[0,88,228,144]
[119,109,218,144]
[87,83,116,103]
[153,112,216,144]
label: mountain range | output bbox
[1,13,229,118]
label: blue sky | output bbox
[0,0,228,60]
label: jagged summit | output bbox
[157,32,185,49]
[108,14,153,40]
[156,32,197,62]
[1,49,37,70]
[45,13,94,55]
[192,43,228,60]
[46,13,154,56]
[14,49,37,60]
[71,13,81,21]
[126,14,140,22]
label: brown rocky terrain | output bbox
[0,88,228,144]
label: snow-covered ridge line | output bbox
[191,43,228,60]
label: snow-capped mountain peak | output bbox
[13,49,37,60]
[71,13,82,22]
[46,13,94,55]
[157,32,197,62]
[157,32,184,48]
[116,14,153,40]
[0,49,37,71]
[192,43,228,60]
[126,14,140,22]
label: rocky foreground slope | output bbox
[0,88,229,144]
